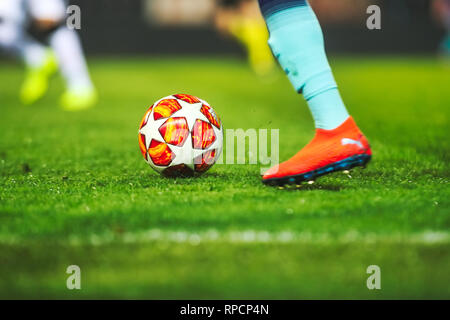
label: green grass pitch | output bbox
[0,56,449,299]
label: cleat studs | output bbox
[343,169,352,178]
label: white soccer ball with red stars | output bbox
[138,94,223,177]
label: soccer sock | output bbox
[19,37,48,69]
[48,26,93,92]
[258,0,349,130]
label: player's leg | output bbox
[257,0,371,185]
[215,0,275,75]
[0,0,56,104]
[27,0,97,111]
[15,29,57,105]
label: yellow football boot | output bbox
[20,50,57,105]
[60,87,98,111]
[228,17,276,76]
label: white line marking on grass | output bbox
[70,229,450,246]
[1,230,449,246]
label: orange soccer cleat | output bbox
[262,117,372,185]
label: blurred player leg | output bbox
[257,0,371,185]
[19,40,57,105]
[49,26,97,111]
[27,0,97,111]
[0,0,56,104]
[215,0,275,75]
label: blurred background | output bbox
[70,0,447,56]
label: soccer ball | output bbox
[138,94,223,177]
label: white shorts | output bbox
[0,0,26,24]
[27,0,67,22]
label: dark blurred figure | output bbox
[432,0,450,55]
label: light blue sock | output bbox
[307,88,349,130]
[263,1,349,130]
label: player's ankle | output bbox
[307,88,350,130]
[314,116,361,138]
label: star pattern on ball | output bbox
[139,116,167,149]
[172,100,210,131]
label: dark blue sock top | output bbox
[258,0,307,18]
